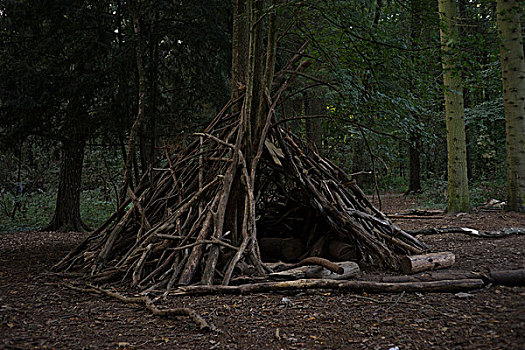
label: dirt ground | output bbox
[1,194,524,349]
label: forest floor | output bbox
[1,194,524,349]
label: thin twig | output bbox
[63,282,215,331]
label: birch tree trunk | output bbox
[438,0,470,212]
[497,0,525,212]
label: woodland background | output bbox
[0,0,523,232]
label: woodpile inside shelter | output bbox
[53,86,428,294]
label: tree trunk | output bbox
[226,0,251,248]
[304,94,324,152]
[373,0,383,28]
[438,0,470,212]
[231,0,249,113]
[406,0,422,194]
[119,0,147,206]
[247,0,265,160]
[147,10,159,170]
[45,137,88,232]
[497,0,525,212]
[407,134,422,193]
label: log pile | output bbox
[53,67,428,293]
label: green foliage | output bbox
[0,188,116,233]
[0,0,516,230]
[465,98,506,179]
[468,178,506,207]
[288,0,507,200]
[418,179,448,209]
[0,0,116,144]
[80,188,117,229]
[0,191,56,233]
[412,178,506,210]
[377,176,409,193]
[0,0,232,231]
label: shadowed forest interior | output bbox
[1,2,525,349]
[1,1,524,281]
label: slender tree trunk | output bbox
[304,94,323,152]
[119,0,147,205]
[226,0,251,247]
[406,0,422,194]
[139,125,147,174]
[497,0,525,212]
[438,0,470,212]
[407,134,422,193]
[45,137,89,232]
[147,10,159,169]
[231,0,249,113]
[247,0,265,160]
[205,0,279,284]
[373,0,383,28]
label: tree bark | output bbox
[144,9,159,172]
[226,0,251,249]
[45,137,89,232]
[406,0,422,194]
[304,94,324,152]
[231,0,249,113]
[438,0,470,212]
[407,134,422,193]
[119,0,147,206]
[497,0,525,212]
[246,0,265,160]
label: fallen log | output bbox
[407,227,525,238]
[483,269,525,287]
[388,215,444,220]
[379,271,478,283]
[378,269,525,287]
[386,209,444,219]
[269,261,360,281]
[400,251,455,274]
[172,278,484,296]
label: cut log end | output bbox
[401,251,455,274]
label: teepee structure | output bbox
[53,1,428,293]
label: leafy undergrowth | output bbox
[374,178,507,211]
[0,177,508,233]
[0,189,115,233]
